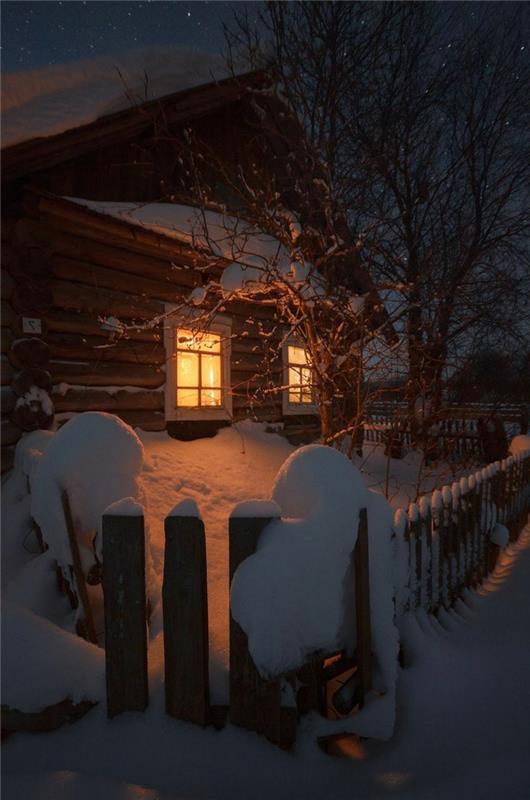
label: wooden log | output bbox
[51,255,192,304]
[9,245,53,282]
[1,698,97,734]
[1,268,14,301]
[16,217,199,288]
[10,337,51,368]
[1,386,16,413]
[163,509,209,725]
[1,327,13,355]
[62,492,97,644]
[353,508,372,708]
[1,419,22,446]
[229,511,290,747]
[12,367,53,395]
[1,356,14,386]
[52,387,164,413]
[102,508,148,718]
[1,300,15,329]
[11,282,53,315]
[44,308,160,342]
[49,360,165,389]
[51,278,163,320]
[47,331,164,366]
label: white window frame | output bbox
[282,338,318,416]
[164,307,233,422]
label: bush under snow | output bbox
[230,444,399,737]
[31,412,144,568]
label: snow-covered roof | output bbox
[1,47,230,149]
[66,196,294,273]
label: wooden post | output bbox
[353,507,372,708]
[102,507,148,719]
[229,508,294,747]
[61,491,97,644]
[163,505,209,725]
[408,503,422,610]
[419,499,433,613]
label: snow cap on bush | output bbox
[272,443,367,522]
[31,412,144,566]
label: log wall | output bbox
[1,195,285,471]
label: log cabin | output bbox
[1,63,386,473]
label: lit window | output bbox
[287,345,313,404]
[176,328,222,408]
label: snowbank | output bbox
[31,412,144,567]
[1,603,104,712]
[2,47,227,148]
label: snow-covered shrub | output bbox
[230,445,399,733]
[31,412,144,569]
[4,429,55,502]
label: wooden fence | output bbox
[99,502,373,750]
[364,403,528,461]
[393,450,530,617]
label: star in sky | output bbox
[1,1,262,72]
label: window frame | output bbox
[282,338,318,416]
[164,308,232,422]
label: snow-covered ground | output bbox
[2,422,530,798]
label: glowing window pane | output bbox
[201,353,221,389]
[201,388,221,406]
[177,329,197,350]
[288,345,308,365]
[197,332,221,353]
[177,351,199,387]
[177,388,199,407]
[289,389,301,403]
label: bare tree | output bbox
[226,2,530,434]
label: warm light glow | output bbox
[287,345,313,404]
[176,328,222,407]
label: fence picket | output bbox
[163,506,209,726]
[102,508,148,719]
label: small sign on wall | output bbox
[21,317,42,335]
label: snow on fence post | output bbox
[102,499,148,719]
[228,501,297,749]
[353,507,372,707]
[163,500,209,726]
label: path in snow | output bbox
[138,424,293,701]
[4,519,529,799]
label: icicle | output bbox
[441,485,452,505]
[459,476,468,495]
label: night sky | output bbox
[1,1,262,72]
